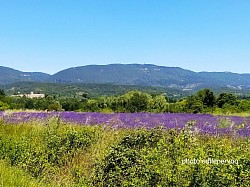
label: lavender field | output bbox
[1,111,250,136]
[0,111,250,186]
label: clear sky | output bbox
[0,0,250,74]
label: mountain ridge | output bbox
[1,64,250,91]
[0,66,50,85]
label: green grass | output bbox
[0,119,249,186]
[0,160,51,187]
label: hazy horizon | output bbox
[2,63,250,75]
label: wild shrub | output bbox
[93,124,250,187]
[44,125,97,166]
[0,121,249,186]
[0,121,99,179]
[93,127,168,186]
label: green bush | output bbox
[0,101,9,110]
[93,127,168,186]
[45,126,97,166]
[93,125,250,187]
[0,122,249,186]
[0,121,98,180]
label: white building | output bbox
[12,92,45,99]
[26,92,45,98]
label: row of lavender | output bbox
[0,111,249,136]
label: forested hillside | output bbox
[2,64,250,92]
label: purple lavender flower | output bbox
[1,111,250,136]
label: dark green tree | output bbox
[196,89,216,107]
[238,100,250,112]
[186,96,204,113]
[24,99,35,109]
[48,102,62,111]
[61,98,82,111]
[217,93,237,108]
[0,89,5,96]
[126,91,150,112]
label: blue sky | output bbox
[0,0,250,74]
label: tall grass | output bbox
[0,160,52,187]
[0,119,249,186]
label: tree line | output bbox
[0,88,250,114]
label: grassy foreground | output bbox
[0,160,51,187]
[0,118,249,187]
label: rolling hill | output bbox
[1,64,250,92]
[0,66,50,84]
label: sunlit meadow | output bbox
[0,111,249,186]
